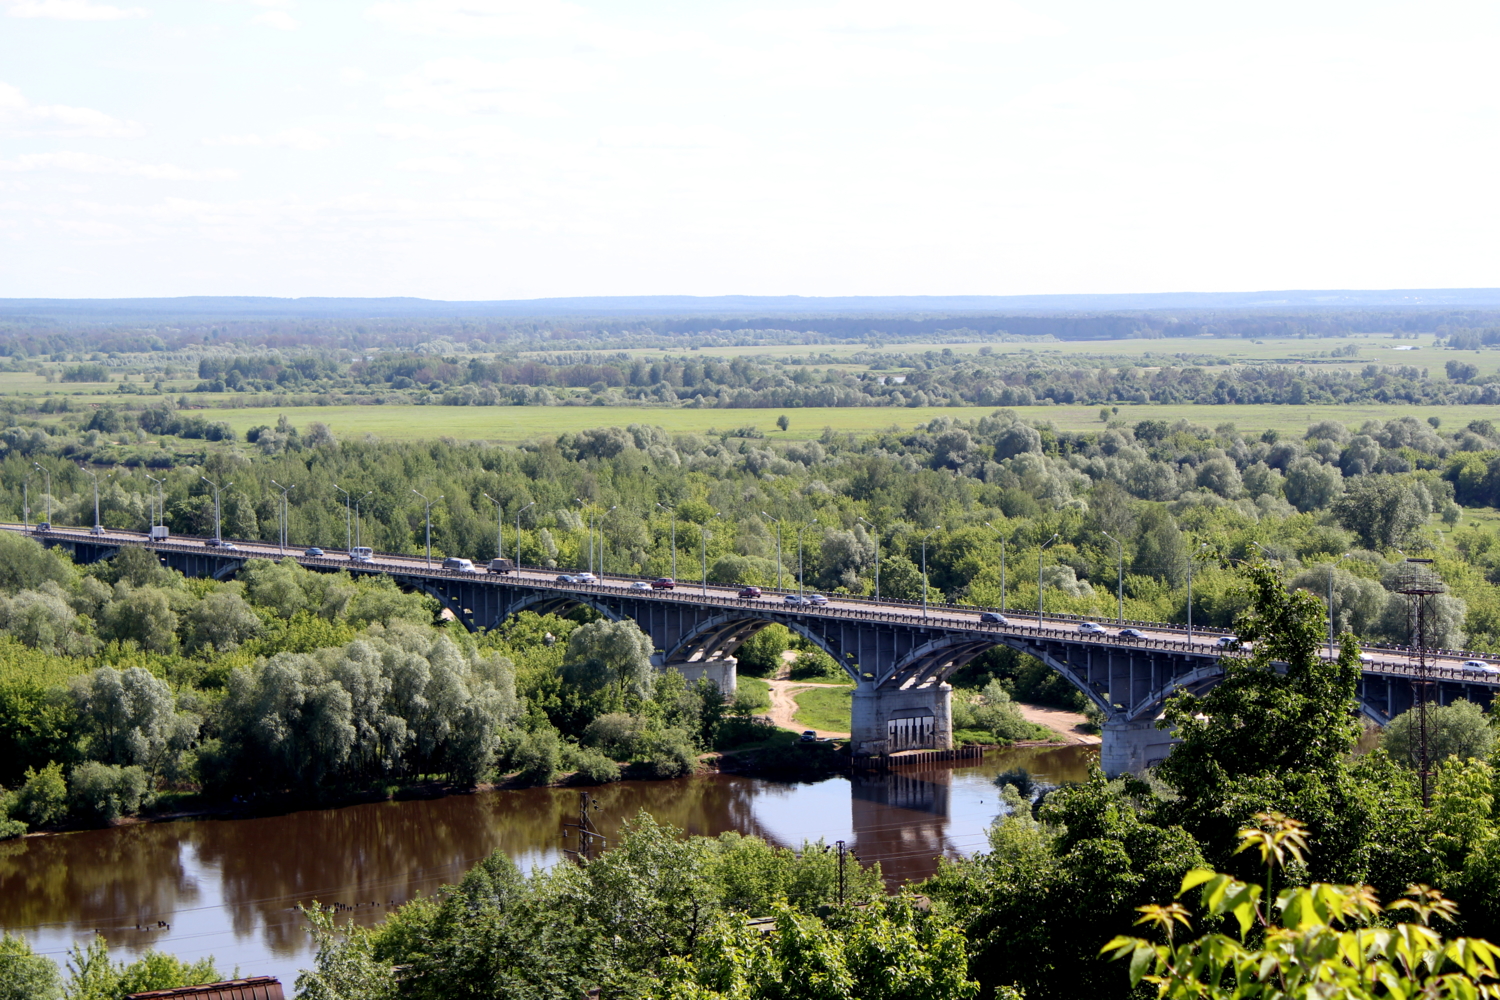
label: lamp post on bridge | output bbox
[658,503,678,580]
[411,489,442,567]
[482,493,504,561]
[145,474,165,533]
[334,484,352,551]
[1186,542,1210,642]
[921,526,941,619]
[81,465,103,532]
[515,500,535,568]
[796,518,818,597]
[1327,551,1353,659]
[575,499,593,574]
[761,511,783,592]
[700,512,719,597]
[986,522,1007,612]
[270,480,294,553]
[33,463,50,524]
[200,476,230,544]
[858,515,879,600]
[1101,530,1123,624]
[600,505,617,580]
[354,491,373,548]
[21,474,28,532]
[1037,533,1060,626]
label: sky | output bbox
[2,0,1499,300]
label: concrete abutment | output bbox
[851,682,953,755]
[1099,718,1176,776]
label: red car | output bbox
[650,577,676,590]
[738,586,763,599]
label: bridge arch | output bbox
[659,611,849,675]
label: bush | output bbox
[564,743,622,784]
[637,728,699,779]
[788,647,846,681]
[735,625,790,677]
[68,762,148,825]
[512,727,562,786]
[13,762,67,826]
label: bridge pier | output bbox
[1099,718,1175,776]
[851,682,953,755]
[661,655,738,698]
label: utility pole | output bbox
[483,493,504,560]
[21,474,28,531]
[1101,530,1123,624]
[761,512,782,591]
[858,516,879,599]
[796,518,817,596]
[562,791,606,862]
[659,503,678,579]
[412,489,442,566]
[1186,542,1209,642]
[515,500,535,568]
[1396,558,1441,807]
[1327,552,1353,659]
[271,480,294,553]
[145,474,165,531]
[1037,533,1060,625]
[575,499,592,574]
[354,491,373,548]
[701,523,713,596]
[600,505,617,580]
[334,484,352,550]
[836,840,847,905]
[201,476,230,544]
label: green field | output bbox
[170,399,1500,444]
[792,685,854,733]
[736,675,771,712]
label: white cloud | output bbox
[366,0,589,39]
[339,67,368,85]
[595,124,741,151]
[736,0,1062,40]
[387,55,603,117]
[0,82,143,138]
[251,9,298,29]
[4,0,148,18]
[395,155,465,174]
[0,152,235,179]
[204,127,331,149]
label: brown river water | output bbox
[0,745,1095,987]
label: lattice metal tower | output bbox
[1395,558,1443,807]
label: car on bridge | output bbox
[1462,660,1500,675]
[806,594,829,606]
[442,557,477,572]
[556,574,579,584]
[575,572,598,583]
[487,558,515,574]
[304,547,324,557]
[1215,635,1238,648]
[1118,627,1147,639]
[1078,621,1108,635]
[978,612,1009,625]
[738,586,763,599]
[629,580,651,590]
[90,525,106,536]
[784,594,810,606]
[349,547,374,563]
[32,522,49,533]
[650,577,676,590]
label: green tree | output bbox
[12,761,67,826]
[776,414,789,432]
[1132,505,1188,586]
[0,931,60,1000]
[560,618,656,710]
[1332,476,1432,549]
[1382,699,1495,769]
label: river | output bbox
[0,745,1094,988]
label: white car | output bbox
[1215,635,1238,648]
[629,580,651,590]
[575,572,598,583]
[1461,660,1500,675]
[1077,621,1108,635]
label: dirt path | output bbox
[763,678,851,738]
[1015,702,1101,744]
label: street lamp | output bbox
[411,490,442,566]
[21,474,29,531]
[1101,530,1123,624]
[1186,542,1211,642]
[200,476,230,544]
[658,503,678,580]
[515,500,535,568]
[1327,552,1353,658]
[270,480,294,552]
[600,505,618,580]
[482,493,504,561]
[700,513,719,596]
[575,498,593,574]
[921,526,941,618]
[1038,533,1060,625]
[33,463,50,524]
[986,522,1008,612]
[354,491,373,548]
[81,465,102,531]
[333,484,352,551]
[858,516,879,599]
[761,512,783,591]
[796,518,818,596]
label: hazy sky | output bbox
[2,0,1498,299]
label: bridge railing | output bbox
[20,524,1500,681]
